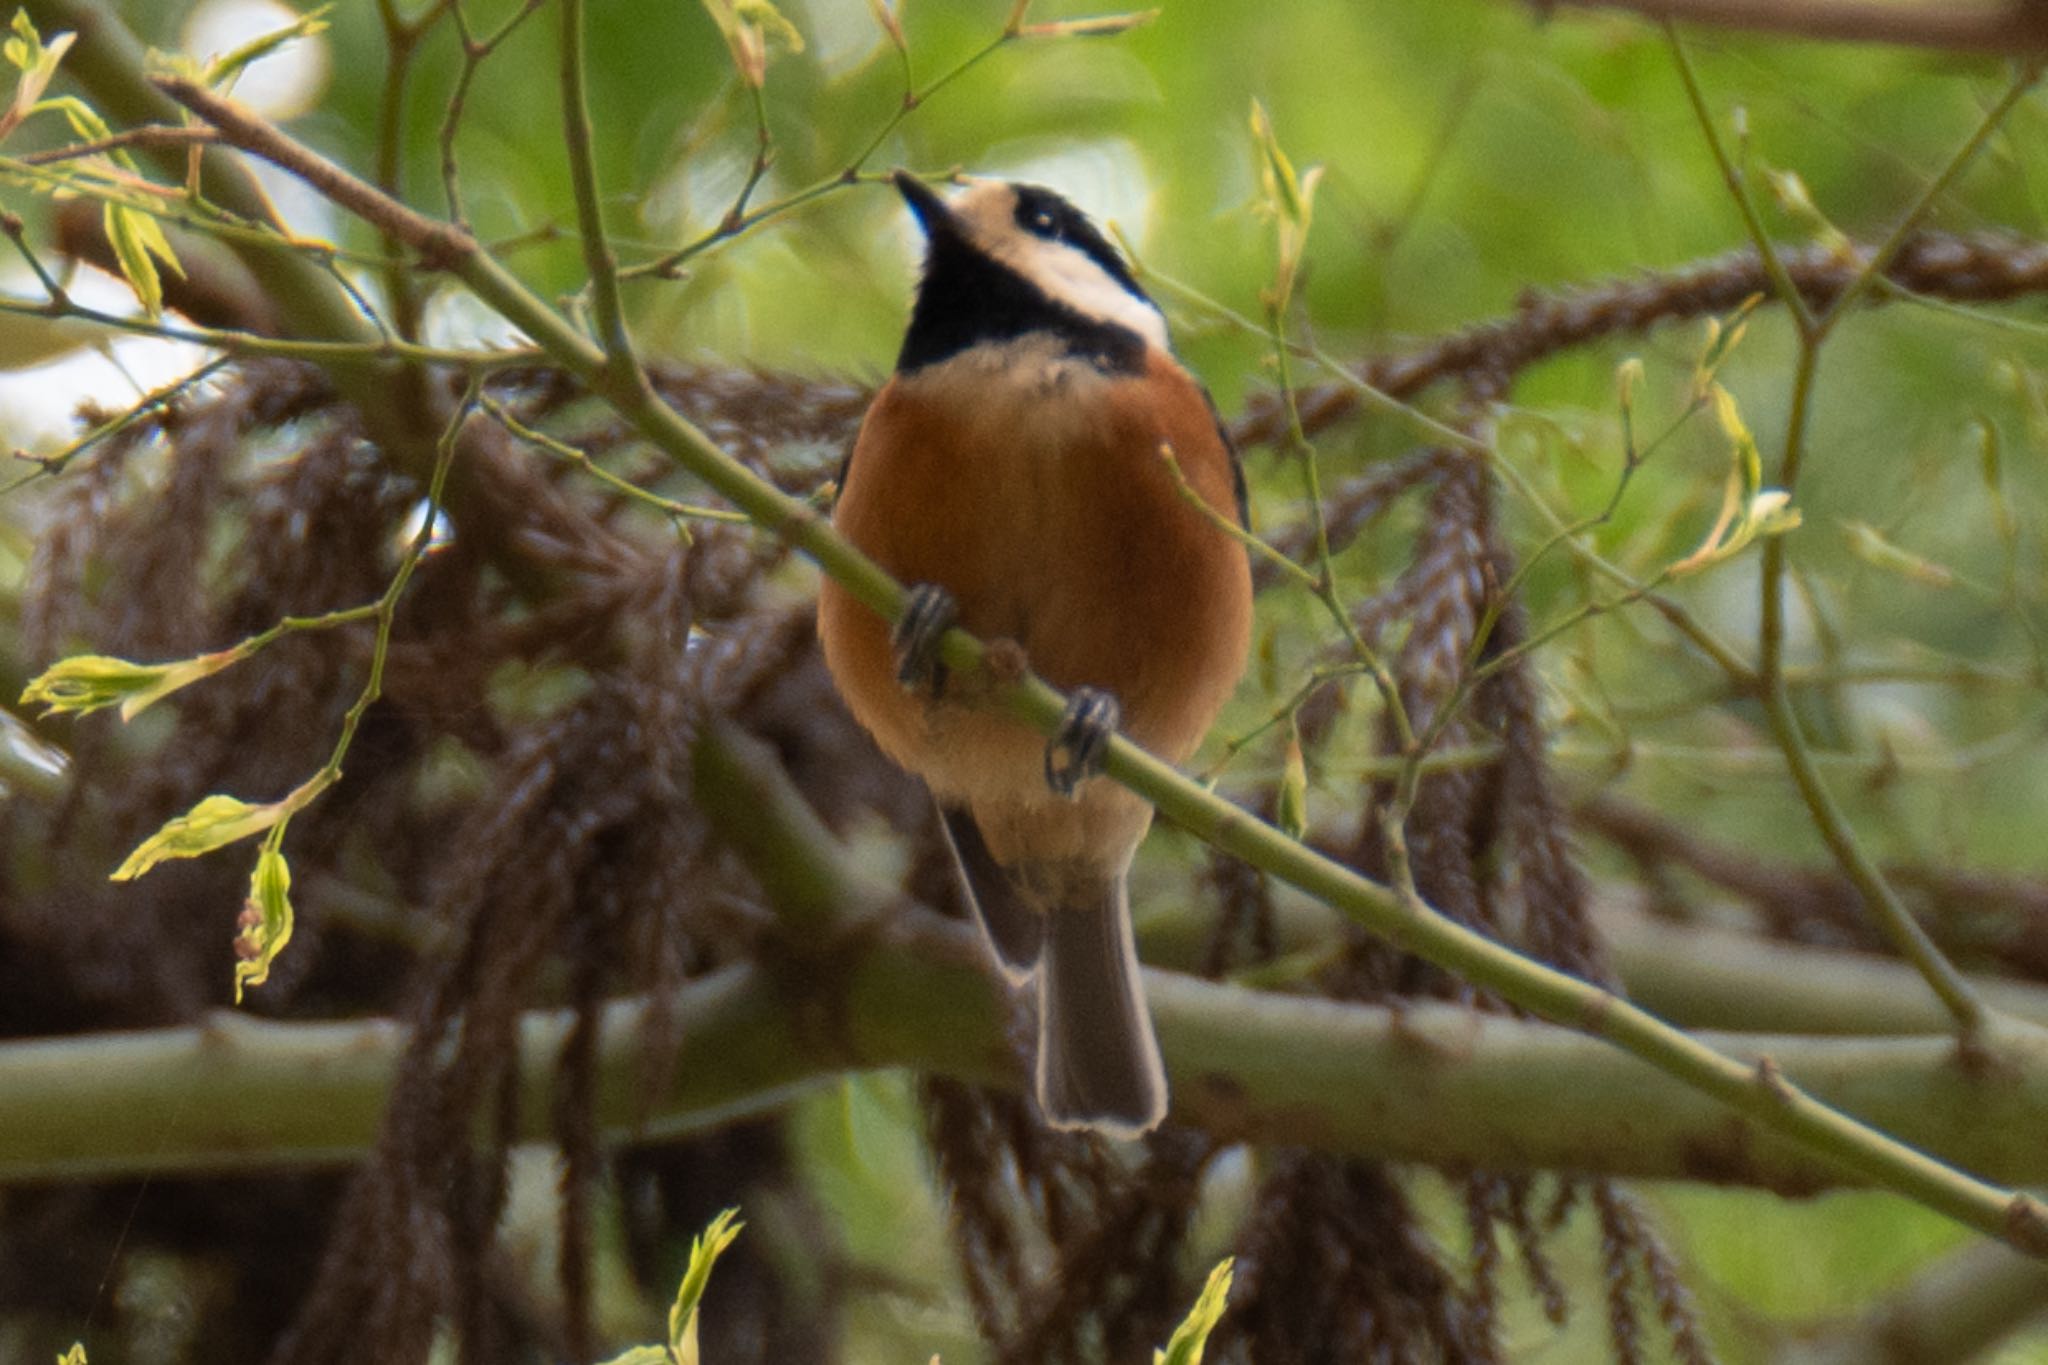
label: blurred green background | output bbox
[5,0,2048,1360]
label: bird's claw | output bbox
[893,583,958,695]
[1045,687,1120,797]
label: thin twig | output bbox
[16,123,217,166]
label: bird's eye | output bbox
[1033,211,1056,234]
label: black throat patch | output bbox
[896,234,1149,376]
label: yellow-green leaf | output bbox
[112,793,288,881]
[20,647,243,721]
[1016,9,1160,38]
[1276,728,1308,840]
[103,200,184,319]
[669,1208,743,1365]
[57,1344,88,1365]
[233,841,294,1003]
[1766,166,1850,254]
[1669,480,1800,578]
[1978,417,2018,547]
[700,0,802,87]
[200,3,331,87]
[1249,100,1301,224]
[1694,296,1759,394]
[1248,99,1320,310]
[593,1351,670,1365]
[1,11,74,142]
[1708,383,1761,502]
[1616,356,1643,460]
[1843,520,1955,589]
[1154,1257,1234,1365]
[1765,166,1816,220]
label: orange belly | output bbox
[817,344,1251,868]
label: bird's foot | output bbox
[892,583,958,696]
[1045,687,1120,797]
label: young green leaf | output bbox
[1708,383,1761,504]
[1669,478,1800,578]
[1669,385,1802,577]
[200,3,331,87]
[1616,356,1644,463]
[1765,165,1850,255]
[57,1345,88,1365]
[700,0,802,88]
[232,840,294,1003]
[1016,9,1161,38]
[19,646,244,721]
[1248,100,1321,314]
[1977,417,2018,547]
[112,793,290,881]
[1249,100,1303,225]
[1693,296,1760,398]
[0,10,75,142]
[669,1208,743,1365]
[103,199,184,319]
[1276,726,1308,840]
[1842,520,1956,589]
[1155,1256,1234,1365]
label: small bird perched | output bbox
[818,173,1252,1136]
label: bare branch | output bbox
[1529,0,2048,54]
[152,75,477,270]
[15,122,217,165]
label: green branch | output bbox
[149,62,2048,1259]
[557,0,633,373]
[7,913,2048,1194]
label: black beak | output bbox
[893,171,955,239]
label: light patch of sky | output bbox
[642,144,754,244]
[180,0,331,119]
[419,285,530,352]
[0,269,211,451]
[788,0,887,74]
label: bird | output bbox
[817,173,1252,1137]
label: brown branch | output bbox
[14,121,217,165]
[1529,0,2048,54]
[1239,232,2048,450]
[1579,792,2048,979]
[151,76,476,270]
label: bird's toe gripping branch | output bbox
[892,583,959,696]
[1045,686,1120,798]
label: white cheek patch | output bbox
[970,229,1169,353]
[1028,240,1170,352]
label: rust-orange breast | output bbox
[818,345,1251,801]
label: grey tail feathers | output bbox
[939,803,1042,978]
[1036,873,1168,1138]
